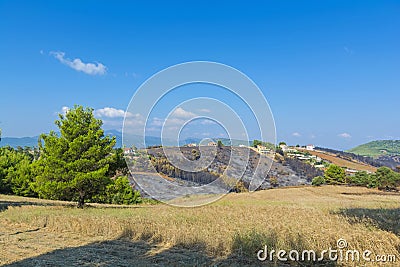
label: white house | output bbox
[186,143,197,147]
[123,147,134,155]
[306,144,315,151]
[280,144,289,152]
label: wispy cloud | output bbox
[60,106,70,115]
[124,72,139,78]
[171,107,196,119]
[50,51,107,75]
[343,46,354,55]
[200,119,217,125]
[198,108,211,113]
[292,132,301,137]
[150,117,164,127]
[123,113,145,127]
[338,132,351,138]
[94,107,128,118]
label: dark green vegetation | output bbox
[312,164,400,191]
[252,139,275,150]
[348,140,400,157]
[0,105,141,207]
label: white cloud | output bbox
[292,132,301,137]
[150,117,186,128]
[61,106,70,115]
[164,117,186,126]
[124,114,145,127]
[50,51,107,75]
[145,108,198,136]
[150,117,165,127]
[198,108,211,113]
[199,119,217,125]
[94,107,128,118]
[338,132,352,138]
[94,107,142,119]
[171,107,196,119]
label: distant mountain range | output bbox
[0,130,250,149]
[0,136,41,148]
[347,140,400,157]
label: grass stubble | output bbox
[1,185,399,266]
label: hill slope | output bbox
[348,140,400,157]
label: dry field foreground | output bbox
[1,186,400,266]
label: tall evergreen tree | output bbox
[34,105,116,207]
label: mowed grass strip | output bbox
[1,185,400,266]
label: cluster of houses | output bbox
[274,144,325,168]
[185,141,217,147]
[256,145,273,155]
[276,144,367,175]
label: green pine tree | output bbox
[324,164,346,184]
[34,105,116,208]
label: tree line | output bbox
[0,105,142,207]
[312,164,400,191]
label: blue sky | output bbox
[0,0,399,150]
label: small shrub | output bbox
[95,176,142,204]
[349,171,370,187]
[269,176,279,187]
[312,176,326,186]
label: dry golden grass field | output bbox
[1,185,400,266]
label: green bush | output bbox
[375,167,400,190]
[104,176,142,204]
[0,146,36,196]
[348,168,400,190]
[312,176,326,186]
[324,164,346,184]
[349,171,370,187]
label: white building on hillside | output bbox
[280,144,289,152]
[186,143,197,147]
[208,141,217,146]
[306,144,315,151]
[123,147,135,155]
[257,145,271,154]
